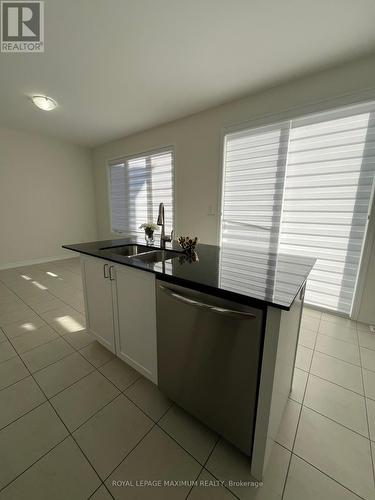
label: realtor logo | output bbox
[1,1,44,52]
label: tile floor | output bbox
[0,258,374,499]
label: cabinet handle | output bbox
[109,266,115,281]
[103,264,109,279]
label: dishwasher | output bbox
[156,280,264,456]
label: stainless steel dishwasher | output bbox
[156,280,264,456]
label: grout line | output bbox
[290,452,366,500]
[292,404,369,441]
[0,279,107,496]
[1,270,373,498]
[0,398,46,433]
[281,311,321,499]
[306,371,365,397]
[313,347,361,368]
[0,433,72,494]
[357,324,375,490]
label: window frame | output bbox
[106,145,176,237]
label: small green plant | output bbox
[139,223,159,238]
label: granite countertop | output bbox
[63,237,316,310]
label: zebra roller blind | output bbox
[221,101,375,315]
[109,148,174,236]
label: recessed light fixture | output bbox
[31,95,58,111]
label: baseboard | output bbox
[0,254,76,271]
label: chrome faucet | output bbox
[157,202,174,249]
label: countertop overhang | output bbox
[63,237,316,311]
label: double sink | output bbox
[99,244,181,264]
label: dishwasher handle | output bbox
[158,285,256,320]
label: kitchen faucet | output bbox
[157,202,174,249]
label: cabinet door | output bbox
[81,256,116,353]
[113,264,157,383]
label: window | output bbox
[109,148,174,236]
[221,102,375,315]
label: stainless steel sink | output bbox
[99,244,181,264]
[131,249,181,264]
[100,244,152,257]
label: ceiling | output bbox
[1,0,375,147]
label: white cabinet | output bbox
[81,255,116,353]
[113,265,157,383]
[80,255,158,383]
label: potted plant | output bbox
[139,223,159,245]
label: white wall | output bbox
[93,54,375,323]
[0,127,97,268]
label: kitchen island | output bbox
[63,237,315,480]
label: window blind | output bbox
[221,102,375,315]
[221,122,290,251]
[109,149,174,236]
[280,105,375,314]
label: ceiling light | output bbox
[31,95,58,111]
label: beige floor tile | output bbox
[62,328,94,349]
[51,370,119,431]
[302,307,321,320]
[3,316,46,339]
[207,439,289,500]
[0,376,46,429]
[321,313,357,330]
[0,329,6,342]
[358,331,375,351]
[125,376,171,421]
[301,316,320,332]
[0,301,29,316]
[90,485,113,500]
[295,345,313,372]
[298,327,317,350]
[290,369,308,404]
[74,395,153,479]
[366,398,375,441]
[80,341,115,367]
[39,304,81,322]
[34,352,94,397]
[106,426,201,500]
[11,325,59,354]
[0,356,29,391]
[304,375,368,436]
[310,351,363,394]
[276,399,301,450]
[0,403,67,489]
[99,357,141,390]
[315,335,360,365]
[205,439,253,496]
[363,369,375,400]
[0,340,17,363]
[159,405,217,464]
[284,455,362,500]
[318,321,358,345]
[29,298,66,314]
[0,308,42,328]
[0,437,101,499]
[294,407,374,500]
[189,470,237,499]
[361,347,375,372]
[357,322,372,333]
[20,337,74,373]
[255,443,291,500]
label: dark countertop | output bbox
[63,237,316,310]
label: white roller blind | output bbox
[221,102,375,315]
[221,122,290,251]
[109,149,174,235]
[280,104,375,314]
